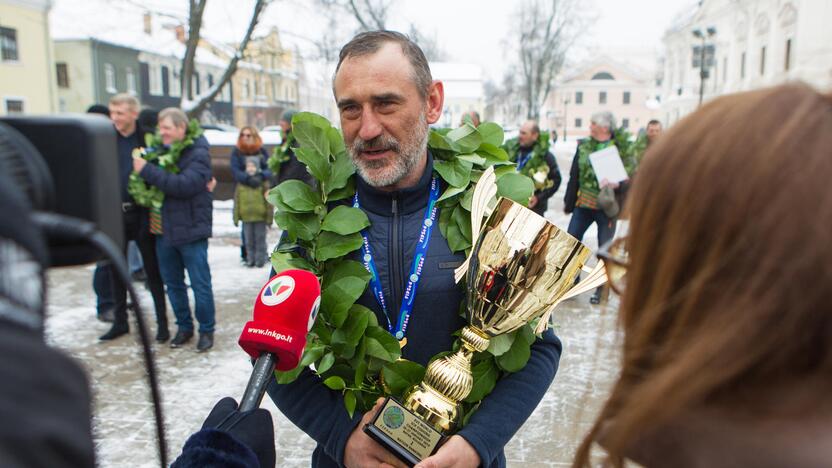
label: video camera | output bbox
[0,115,123,266]
[0,115,170,465]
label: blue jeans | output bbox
[93,262,114,315]
[567,207,617,248]
[155,236,216,333]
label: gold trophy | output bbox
[364,197,591,465]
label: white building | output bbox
[661,0,832,126]
[545,56,660,141]
[429,62,484,128]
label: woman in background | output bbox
[230,126,272,265]
[574,84,832,467]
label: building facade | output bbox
[661,0,832,125]
[545,57,659,141]
[54,39,141,112]
[0,0,56,115]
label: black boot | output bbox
[196,332,214,352]
[99,322,129,341]
[170,329,194,348]
[155,323,170,343]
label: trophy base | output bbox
[363,397,445,467]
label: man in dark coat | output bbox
[508,120,561,216]
[266,31,561,468]
[99,94,168,342]
[133,107,216,352]
[273,109,314,186]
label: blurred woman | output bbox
[574,84,832,467]
[230,126,272,264]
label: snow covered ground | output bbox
[44,153,620,467]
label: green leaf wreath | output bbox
[267,131,295,175]
[503,130,554,192]
[127,119,203,208]
[270,112,539,423]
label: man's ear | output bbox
[425,80,444,125]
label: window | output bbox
[741,52,746,78]
[0,27,18,61]
[5,99,24,114]
[170,68,181,97]
[575,91,583,104]
[575,118,582,128]
[784,39,792,71]
[104,63,116,92]
[193,73,200,95]
[599,91,607,104]
[591,71,615,80]
[622,118,629,129]
[207,74,214,88]
[760,46,766,75]
[148,63,162,95]
[56,63,69,88]
[126,67,136,95]
[623,91,630,104]
[253,77,258,96]
[243,79,250,99]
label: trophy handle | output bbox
[402,326,490,432]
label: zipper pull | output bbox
[391,197,398,215]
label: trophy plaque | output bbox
[364,198,591,466]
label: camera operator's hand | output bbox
[172,397,275,468]
[132,154,147,173]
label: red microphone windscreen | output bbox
[238,269,321,371]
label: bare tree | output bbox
[513,0,584,119]
[312,0,446,62]
[180,0,271,119]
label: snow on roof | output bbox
[50,0,235,69]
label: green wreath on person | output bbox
[503,131,554,192]
[127,119,203,209]
[575,127,636,194]
[267,132,295,175]
[268,112,541,425]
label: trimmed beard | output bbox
[349,112,428,188]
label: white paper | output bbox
[588,145,628,184]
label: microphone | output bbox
[237,269,321,411]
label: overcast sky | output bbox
[53,0,698,80]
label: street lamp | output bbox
[562,95,570,141]
[692,26,717,107]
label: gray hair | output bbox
[109,93,140,111]
[590,111,616,130]
[334,30,432,101]
[158,107,188,129]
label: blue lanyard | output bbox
[353,177,440,340]
[516,150,532,171]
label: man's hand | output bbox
[600,178,620,189]
[414,435,480,468]
[528,195,538,209]
[206,177,217,192]
[344,399,408,468]
[132,154,147,173]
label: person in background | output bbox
[269,109,314,187]
[632,119,663,169]
[573,84,832,468]
[563,111,633,304]
[99,95,168,342]
[230,126,272,265]
[132,107,216,352]
[233,157,272,268]
[505,120,561,216]
[459,110,480,127]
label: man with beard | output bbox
[506,120,561,216]
[266,31,561,468]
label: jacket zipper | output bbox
[390,196,402,327]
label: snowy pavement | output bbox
[44,146,622,467]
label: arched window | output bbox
[591,71,615,80]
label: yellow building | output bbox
[0,0,56,115]
[203,27,298,128]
